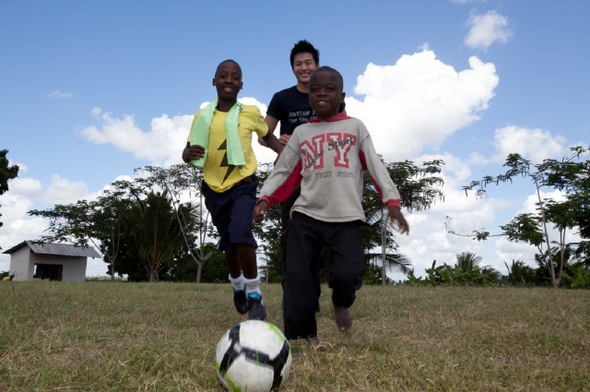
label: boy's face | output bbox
[292,52,318,85]
[309,69,345,120]
[213,61,243,101]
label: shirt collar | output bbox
[309,112,352,123]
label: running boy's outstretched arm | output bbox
[261,132,283,156]
[253,200,268,223]
[388,205,410,235]
[182,142,205,163]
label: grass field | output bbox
[1,282,589,391]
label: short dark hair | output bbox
[311,66,344,91]
[215,59,242,78]
[290,40,319,68]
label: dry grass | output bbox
[0,282,589,391]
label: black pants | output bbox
[283,212,364,339]
[280,187,322,301]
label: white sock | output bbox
[228,273,244,292]
[243,274,262,298]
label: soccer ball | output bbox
[216,320,292,392]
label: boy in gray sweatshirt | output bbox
[254,66,409,342]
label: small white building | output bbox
[2,241,101,282]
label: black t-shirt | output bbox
[266,86,315,136]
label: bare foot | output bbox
[307,336,320,347]
[333,305,352,332]
[292,336,322,357]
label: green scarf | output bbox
[189,98,245,168]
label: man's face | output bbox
[292,52,318,85]
[213,61,243,101]
[309,69,344,120]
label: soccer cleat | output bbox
[247,293,267,320]
[233,289,248,314]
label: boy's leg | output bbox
[225,253,248,314]
[234,242,258,279]
[204,177,262,318]
[281,187,321,310]
[234,242,266,320]
[225,253,241,279]
[279,189,297,281]
[202,182,251,315]
[283,212,323,340]
[228,177,266,320]
[325,221,364,331]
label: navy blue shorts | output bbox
[202,175,259,256]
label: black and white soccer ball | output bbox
[215,320,292,392]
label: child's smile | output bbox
[309,68,345,120]
[213,61,243,103]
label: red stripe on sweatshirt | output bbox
[259,160,303,208]
[359,151,401,208]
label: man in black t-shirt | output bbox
[260,40,319,147]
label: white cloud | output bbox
[492,125,566,163]
[0,189,50,272]
[82,99,277,169]
[81,108,192,167]
[465,10,512,49]
[238,97,268,116]
[0,173,107,274]
[41,174,90,205]
[8,177,43,198]
[346,49,499,162]
[47,90,73,99]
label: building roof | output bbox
[2,241,102,258]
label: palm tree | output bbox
[456,252,482,273]
[456,252,501,285]
[362,159,445,284]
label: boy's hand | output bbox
[388,206,409,235]
[187,145,206,160]
[278,134,291,146]
[253,200,268,223]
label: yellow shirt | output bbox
[187,104,268,192]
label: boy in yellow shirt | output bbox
[182,60,282,320]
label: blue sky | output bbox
[1,0,589,278]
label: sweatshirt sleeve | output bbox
[258,143,302,208]
[358,126,401,207]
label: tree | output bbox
[424,253,500,286]
[0,149,19,228]
[361,262,392,285]
[363,159,445,284]
[171,243,228,283]
[128,191,186,282]
[462,147,590,288]
[29,167,210,282]
[456,251,481,273]
[503,259,537,286]
[136,164,216,283]
[93,181,138,279]
[29,180,139,280]
[108,216,144,281]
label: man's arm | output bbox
[261,129,283,156]
[258,115,280,147]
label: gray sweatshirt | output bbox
[258,114,401,223]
